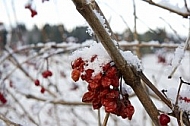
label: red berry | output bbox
[159,114,170,126]
[42,70,53,78]
[25,4,37,18]
[82,91,94,103]
[89,82,100,89]
[0,93,7,104]
[25,4,31,9]
[46,70,53,76]
[34,79,40,86]
[101,76,111,87]
[40,87,45,94]
[104,100,117,113]
[71,69,80,82]
[72,57,84,69]
[102,63,111,72]
[124,105,135,120]
[42,71,48,78]
[106,67,117,78]
[92,97,102,109]
[90,55,97,62]
[106,90,119,99]
[30,9,37,17]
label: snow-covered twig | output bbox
[168,34,190,78]
[143,0,190,18]
[0,114,22,126]
[25,94,91,106]
[7,90,38,126]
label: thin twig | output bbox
[7,90,39,126]
[98,109,101,126]
[25,94,91,106]
[142,0,190,18]
[0,114,22,126]
[102,113,110,126]
[184,0,190,13]
[175,77,184,106]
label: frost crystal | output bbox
[93,10,111,36]
[120,50,142,71]
[171,44,185,67]
[167,44,185,76]
[86,26,94,36]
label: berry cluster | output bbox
[159,114,170,126]
[42,70,53,78]
[25,4,37,18]
[71,56,134,120]
[179,96,190,103]
[0,93,7,104]
[34,79,46,94]
[25,0,50,18]
[34,70,53,94]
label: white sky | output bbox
[0,0,189,37]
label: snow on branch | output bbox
[168,34,190,78]
[143,0,190,18]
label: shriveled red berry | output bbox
[40,87,45,94]
[104,100,117,113]
[25,4,31,9]
[106,67,117,77]
[82,91,94,103]
[90,55,97,62]
[124,105,135,120]
[71,69,80,82]
[92,97,102,109]
[72,57,84,69]
[31,9,37,17]
[89,82,100,89]
[34,79,40,86]
[102,63,111,72]
[101,76,111,87]
[0,93,7,104]
[25,4,37,18]
[159,114,170,126]
[106,90,119,99]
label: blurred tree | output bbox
[139,28,167,43]
[122,28,134,42]
[69,26,92,43]
[41,24,68,43]
[0,22,7,51]
[27,25,42,44]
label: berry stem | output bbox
[102,113,110,126]
[46,58,49,70]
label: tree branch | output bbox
[142,0,190,18]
